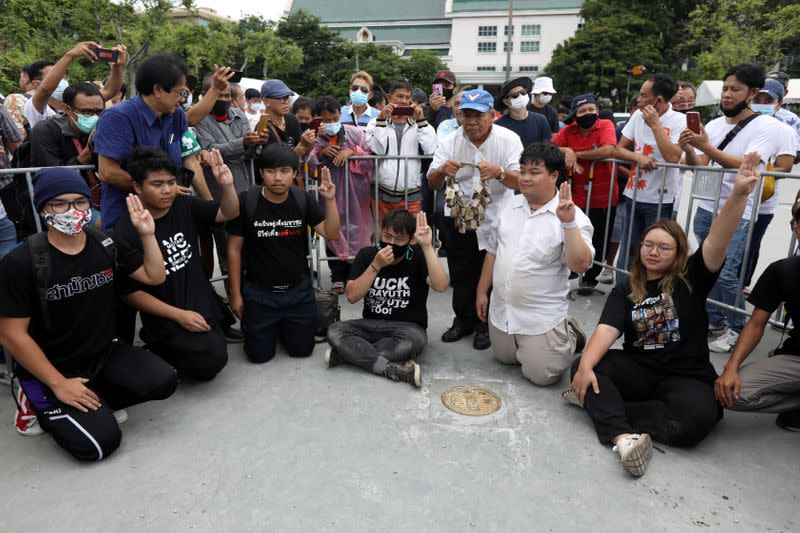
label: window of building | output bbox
[477,42,497,54]
[477,66,497,72]
[519,66,539,72]
[521,24,541,36]
[577,22,585,30]
[501,66,513,72]
[503,41,513,53]
[521,41,540,53]
[504,25,514,36]
[478,25,497,37]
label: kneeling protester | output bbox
[113,147,240,381]
[325,210,449,387]
[0,167,177,461]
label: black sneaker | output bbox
[567,317,586,353]
[441,323,474,343]
[324,346,342,368]
[384,360,421,387]
[473,329,491,350]
[776,410,800,432]
[224,324,245,344]
[576,279,598,296]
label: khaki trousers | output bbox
[489,319,576,386]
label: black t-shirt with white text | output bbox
[748,254,800,354]
[0,234,142,379]
[266,113,302,148]
[350,245,430,329]
[114,195,223,342]
[226,188,324,288]
[599,248,720,382]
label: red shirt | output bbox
[552,119,619,210]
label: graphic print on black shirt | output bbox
[630,293,680,349]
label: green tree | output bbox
[242,30,303,79]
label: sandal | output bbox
[331,281,345,295]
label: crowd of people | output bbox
[0,41,798,478]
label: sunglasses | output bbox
[350,84,370,94]
[507,90,528,99]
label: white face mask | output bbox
[251,102,266,112]
[508,93,530,111]
[44,209,92,236]
[538,94,553,105]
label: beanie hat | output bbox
[33,167,92,211]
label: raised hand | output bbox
[732,151,761,197]
[556,181,576,223]
[68,41,100,62]
[317,166,336,200]
[127,193,155,236]
[111,44,127,67]
[413,211,433,248]
[212,65,234,92]
[640,105,661,128]
[208,148,234,187]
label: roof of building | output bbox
[333,24,451,46]
[289,0,447,22]
[450,0,583,12]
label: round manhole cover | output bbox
[441,386,501,416]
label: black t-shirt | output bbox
[266,113,302,148]
[113,196,223,341]
[748,255,800,354]
[350,245,430,329]
[0,234,142,379]
[599,248,720,382]
[495,113,552,148]
[227,188,324,288]
[528,102,560,133]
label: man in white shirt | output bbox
[615,73,685,283]
[427,90,523,350]
[680,63,796,352]
[477,143,593,385]
[366,80,437,222]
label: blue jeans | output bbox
[615,197,673,284]
[0,216,16,369]
[743,213,774,288]
[693,208,749,332]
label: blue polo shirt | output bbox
[340,104,379,128]
[94,96,188,230]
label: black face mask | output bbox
[575,113,599,129]
[442,88,454,100]
[380,241,409,259]
[720,97,751,118]
[211,100,230,117]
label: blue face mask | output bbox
[324,121,342,136]
[76,114,99,134]
[751,103,776,117]
[350,90,369,107]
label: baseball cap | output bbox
[260,79,293,99]
[766,70,790,91]
[433,70,457,85]
[759,79,785,101]
[460,89,494,113]
[565,94,597,123]
[532,76,556,95]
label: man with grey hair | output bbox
[427,89,523,350]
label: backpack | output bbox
[243,186,339,339]
[28,226,117,330]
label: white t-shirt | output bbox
[621,106,686,204]
[697,114,795,220]
[0,198,6,220]
[22,97,57,129]
[245,109,262,131]
[758,120,798,215]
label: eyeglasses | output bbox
[72,107,104,117]
[175,89,190,100]
[46,197,91,214]
[381,233,408,245]
[350,84,370,94]
[267,96,291,103]
[641,241,675,255]
[507,90,527,99]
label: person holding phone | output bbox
[325,210,448,387]
[366,80,437,222]
[260,79,316,161]
[427,70,458,130]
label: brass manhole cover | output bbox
[441,386,501,416]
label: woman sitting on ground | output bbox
[565,152,761,477]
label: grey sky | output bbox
[209,0,288,22]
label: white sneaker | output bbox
[598,268,614,285]
[709,328,739,353]
[113,410,128,425]
[13,381,43,437]
[613,433,653,477]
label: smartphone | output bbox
[392,105,415,117]
[256,114,270,136]
[686,111,701,134]
[229,70,244,83]
[95,48,119,63]
[431,84,443,97]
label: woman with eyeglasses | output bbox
[340,71,380,130]
[563,152,761,478]
[260,79,316,165]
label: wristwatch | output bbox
[496,166,506,182]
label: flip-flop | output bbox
[561,387,583,408]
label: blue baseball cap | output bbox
[566,93,597,123]
[460,89,494,113]
[759,79,785,101]
[260,79,293,99]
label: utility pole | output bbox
[504,0,513,81]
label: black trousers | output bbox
[570,350,722,446]
[141,323,228,381]
[19,341,178,462]
[583,206,617,285]
[439,217,485,331]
